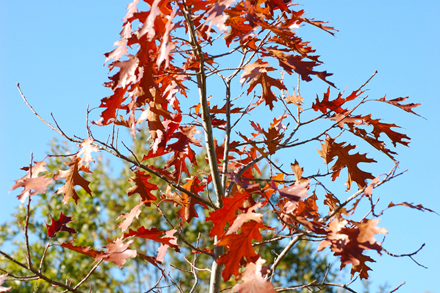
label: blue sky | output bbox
[1,1,439,292]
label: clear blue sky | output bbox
[1,1,439,292]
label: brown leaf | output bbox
[376,96,422,117]
[128,170,158,205]
[318,136,376,190]
[54,157,92,205]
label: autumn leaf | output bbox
[207,190,252,237]
[54,157,92,205]
[155,229,178,262]
[230,258,276,293]
[10,160,53,204]
[61,240,104,259]
[127,170,158,205]
[226,202,264,235]
[10,176,54,204]
[99,238,137,268]
[46,212,77,238]
[123,226,179,251]
[0,274,11,292]
[277,179,310,201]
[388,202,438,215]
[116,201,143,231]
[77,138,99,170]
[177,176,207,223]
[241,60,286,110]
[217,221,266,281]
[376,96,422,117]
[319,218,387,279]
[318,136,376,190]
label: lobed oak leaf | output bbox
[10,176,54,204]
[160,185,185,206]
[376,96,422,117]
[54,157,92,205]
[77,138,99,170]
[207,190,252,237]
[0,274,11,292]
[248,73,286,111]
[97,86,128,125]
[230,258,276,293]
[117,201,143,231]
[283,89,303,110]
[369,118,410,148]
[266,49,335,87]
[278,179,309,201]
[99,238,137,268]
[388,201,438,215]
[108,55,140,89]
[177,176,207,223]
[15,160,48,182]
[61,240,105,259]
[127,170,158,205]
[318,136,376,190]
[354,219,387,252]
[155,229,178,262]
[123,226,179,251]
[217,221,265,281]
[46,212,77,238]
[313,88,363,114]
[319,218,387,279]
[202,0,236,36]
[138,0,161,41]
[226,202,264,235]
[157,7,177,68]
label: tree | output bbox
[1,132,336,292]
[1,1,434,292]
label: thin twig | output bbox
[24,153,34,269]
[39,240,51,273]
[381,243,427,269]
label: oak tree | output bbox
[2,0,434,292]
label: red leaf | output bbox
[128,170,158,205]
[217,221,265,281]
[207,190,251,237]
[177,176,207,223]
[123,226,179,251]
[226,202,264,235]
[61,240,104,259]
[46,212,77,238]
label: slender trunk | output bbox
[209,246,224,293]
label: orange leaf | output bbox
[318,136,376,190]
[54,157,92,205]
[217,221,265,281]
